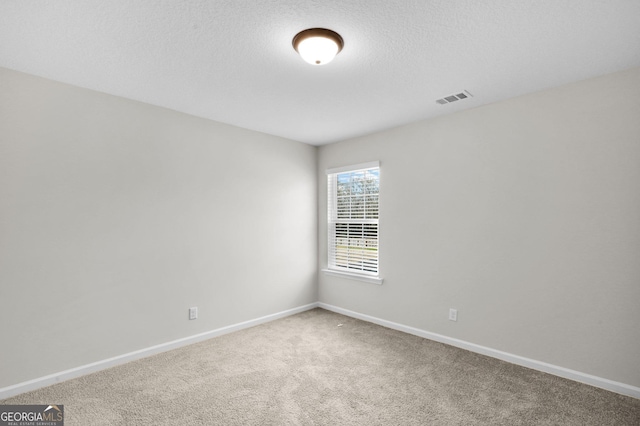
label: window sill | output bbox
[321,269,384,285]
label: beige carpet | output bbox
[2,308,639,425]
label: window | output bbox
[326,161,381,283]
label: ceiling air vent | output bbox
[436,90,473,105]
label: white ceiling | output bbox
[1,1,640,145]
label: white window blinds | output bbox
[327,162,380,276]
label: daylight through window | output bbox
[327,162,380,276]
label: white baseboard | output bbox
[318,302,640,400]
[4,301,637,401]
[0,302,319,400]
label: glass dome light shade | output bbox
[293,28,344,66]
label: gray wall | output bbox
[2,64,639,392]
[318,67,640,387]
[0,68,318,388]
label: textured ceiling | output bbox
[1,1,640,145]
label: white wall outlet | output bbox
[449,308,458,322]
[189,307,198,320]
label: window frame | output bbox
[323,161,383,285]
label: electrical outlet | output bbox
[189,307,198,320]
[449,308,458,322]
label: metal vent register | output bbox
[436,90,473,105]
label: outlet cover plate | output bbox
[449,308,458,322]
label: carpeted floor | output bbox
[2,308,639,425]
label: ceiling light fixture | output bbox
[292,28,344,66]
